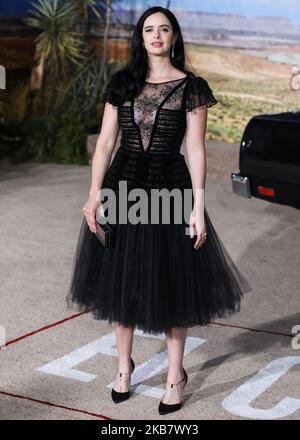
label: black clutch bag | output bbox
[95,216,116,248]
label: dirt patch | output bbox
[187,46,291,81]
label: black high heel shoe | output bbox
[158,367,188,415]
[111,357,135,403]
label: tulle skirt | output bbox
[66,148,253,335]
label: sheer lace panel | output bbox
[132,78,188,152]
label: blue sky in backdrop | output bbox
[0,0,299,25]
[132,0,300,24]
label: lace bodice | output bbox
[132,78,189,151]
[102,73,218,155]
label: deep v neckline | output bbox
[131,76,189,153]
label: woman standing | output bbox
[66,6,252,415]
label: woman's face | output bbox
[142,12,177,57]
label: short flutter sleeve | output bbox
[185,76,218,111]
[101,71,125,107]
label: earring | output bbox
[171,43,175,58]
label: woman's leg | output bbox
[166,327,187,381]
[113,322,134,392]
[162,327,188,404]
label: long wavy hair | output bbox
[102,6,194,106]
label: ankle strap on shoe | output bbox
[119,371,131,377]
[166,376,185,388]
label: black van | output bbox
[231,110,300,209]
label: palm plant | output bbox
[69,0,114,110]
[75,0,101,21]
[23,0,89,110]
[90,0,112,109]
[15,0,118,163]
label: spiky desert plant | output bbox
[24,0,89,110]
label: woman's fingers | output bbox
[194,229,203,249]
[90,211,97,233]
[82,208,96,233]
[195,233,205,249]
[90,216,96,233]
[82,199,102,234]
[190,221,207,250]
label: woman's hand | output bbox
[82,196,104,234]
[189,206,207,250]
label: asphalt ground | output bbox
[0,141,299,420]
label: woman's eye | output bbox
[145,28,169,32]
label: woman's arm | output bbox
[185,105,208,249]
[185,105,207,196]
[88,102,120,199]
[82,102,119,233]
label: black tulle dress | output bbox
[66,73,253,335]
